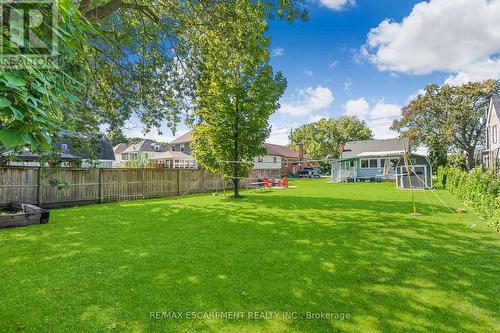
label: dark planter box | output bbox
[0,203,49,229]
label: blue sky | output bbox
[125,0,500,145]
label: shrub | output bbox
[438,166,499,231]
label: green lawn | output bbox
[1,180,498,333]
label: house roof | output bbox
[113,143,129,154]
[342,138,410,158]
[491,96,500,120]
[150,151,195,160]
[122,140,166,153]
[170,131,193,144]
[4,135,115,161]
[263,143,304,159]
[356,150,405,157]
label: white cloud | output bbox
[343,98,401,139]
[329,60,339,67]
[344,98,370,118]
[343,78,352,90]
[268,125,292,146]
[445,58,500,85]
[308,114,328,123]
[280,86,334,117]
[304,69,313,77]
[370,102,401,120]
[271,47,284,57]
[363,0,500,83]
[319,0,356,11]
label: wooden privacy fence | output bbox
[0,167,280,208]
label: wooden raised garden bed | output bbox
[0,203,49,229]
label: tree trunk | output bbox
[233,178,240,197]
[465,147,476,171]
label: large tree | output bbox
[392,80,500,170]
[2,1,307,152]
[78,0,307,137]
[289,117,373,171]
[190,1,286,197]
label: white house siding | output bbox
[484,99,500,169]
[253,155,281,170]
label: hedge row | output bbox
[437,166,499,230]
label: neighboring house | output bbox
[3,136,115,168]
[113,143,129,168]
[258,143,310,175]
[166,132,309,175]
[331,138,432,189]
[482,96,500,170]
[169,131,193,154]
[150,151,197,169]
[120,140,167,165]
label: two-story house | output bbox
[120,139,167,165]
[482,96,500,170]
[169,131,193,154]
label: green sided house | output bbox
[331,138,432,189]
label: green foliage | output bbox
[289,117,372,170]
[438,166,499,230]
[0,0,93,150]
[190,1,286,197]
[393,80,500,170]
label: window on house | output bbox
[493,125,497,144]
[380,159,386,168]
[350,160,354,167]
[258,156,263,163]
[370,159,378,168]
[361,159,369,168]
[180,144,185,152]
[273,157,277,163]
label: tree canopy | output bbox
[190,1,287,197]
[392,80,500,170]
[289,117,373,170]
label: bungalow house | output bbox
[482,95,500,170]
[120,139,167,165]
[331,138,432,189]
[2,136,115,168]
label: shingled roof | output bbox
[492,96,500,118]
[263,143,303,159]
[341,138,410,158]
[170,131,193,144]
[113,143,129,155]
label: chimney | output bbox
[339,143,345,154]
[298,144,304,161]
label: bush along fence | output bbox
[438,166,499,231]
[0,167,281,209]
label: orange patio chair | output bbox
[279,176,289,189]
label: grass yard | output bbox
[0,179,498,332]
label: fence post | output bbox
[37,167,42,206]
[176,169,180,196]
[98,168,104,204]
[142,169,146,199]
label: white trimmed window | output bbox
[361,158,379,169]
